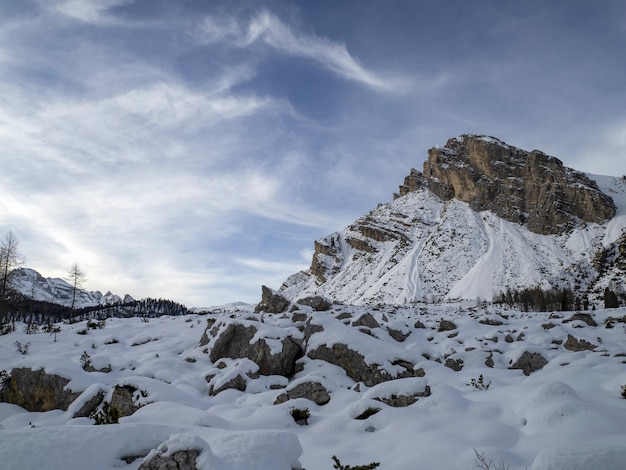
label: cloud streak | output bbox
[198,10,397,93]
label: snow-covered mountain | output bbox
[280,135,626,306]
[9,267,134,308]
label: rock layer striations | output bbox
[395,135,616,235]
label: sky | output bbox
[1,0,625,307]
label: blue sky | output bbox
[1,0,625,306]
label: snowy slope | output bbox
[1,305,625,469]
[9,268,134,308]
[280,176,626,306]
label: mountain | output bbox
[280,135,626,307]
[9,267,134,309]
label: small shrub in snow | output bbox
[80,351,92,370]
[355,407,381,420]
[473,449,510,470]
[621,385,626,399]
[289,407,310,425]
[14,340,30,355]
[468,374,491,391]
[91,402,120,425]
[332,455,380,470]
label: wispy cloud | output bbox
[245,11,393,91]
[51,0,133,25]
[198,10,397,93]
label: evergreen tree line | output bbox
[2,291,190,327]
[494,285,623,311]
[493,287,576,312]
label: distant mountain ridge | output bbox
[280,135,626,307]
[9,267,134,309]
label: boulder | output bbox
[209,374,247,396]
[363,377,431,407]
[111,384,142,417]
[72,389,106,418]
[352,313,380,329]
[307,342,417,387]
[296,296,332,311]
[438,319,457,332]
[139,449,200,470]
[0,367,80,412]
[254,285,290,313]
[510,351,548,376]
[564,334,597,352]
[206,322,302,377]
[387,327,410,342]
[564,313,597,327]
[274,381,331,406]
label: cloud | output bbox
[51,0,133,25]
[198,10,397,92]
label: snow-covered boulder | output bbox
[0,367,82,412]
[509,350,549,376]
[274,379,331,406]
[305,314,421,386]
[203,319,303,376]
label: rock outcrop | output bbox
[204,321,303,377]
[255,285,290,313]
[307,342,417,387]
[396,135,616,235]
[0,368,81,412]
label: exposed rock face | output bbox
[396,135,616,235]
[255,285,290,313]
[138,449,200,470]
[111,385,142,417]
[307,342,417,387]
[0,368,80,412]
[205,321,303,377]
[274,381,331,406]
[307,233,350,284]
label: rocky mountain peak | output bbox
[395,134,616,235]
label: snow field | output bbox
[0,305,625,469]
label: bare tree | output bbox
[0,231,23,326]
[67,262,87,310]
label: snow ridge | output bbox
[9,268,133,308]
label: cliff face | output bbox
[395,135,616,235]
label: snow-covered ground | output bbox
[1,303,625,469]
